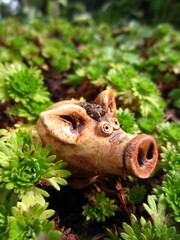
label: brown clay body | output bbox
[36,90,158,188]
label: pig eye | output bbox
[99,122,113,135]
[111,118,120,130]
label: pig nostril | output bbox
[137,143,154,168]
[124,134,158,178]
[146,143,154,160]
[137,148,144,167]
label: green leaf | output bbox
[82,191,118,222]
[7,216,22,240]
[122,223,135,236]
[20,188,47,207]
[40,209,55,220]
[46,230,62,240]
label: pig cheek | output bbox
[68,154,98,176]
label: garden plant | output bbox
[0,1,179,239]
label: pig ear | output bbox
[39,104,90,144]
[94,89,116,116]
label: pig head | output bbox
[36,90,158,188]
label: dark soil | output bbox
[46,174,164,239]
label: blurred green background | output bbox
[0,0,180,28]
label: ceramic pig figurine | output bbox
[36,89,158,188]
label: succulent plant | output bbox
[161,170,180,222]
[7,203,61,240]
[0,130,71,205]
[0,62,52,121]
[160,143,180,172]
[126,184,147,204]
[157,122,180,146]
[82,191,118,222]
[116,107,140,134]
[105,195,180,240]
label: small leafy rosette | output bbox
[0,130,71,204]
[0,62,52,120]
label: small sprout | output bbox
[7,204,62,240]
[120,194,179,240]
[126,184,147,204]
[143,194,169,227]
[104,194,180,240]
[82,191,118,222]
[0,130,71,205]
[0,200,61,240]
[104,227,120,240]
[120,213,179,240]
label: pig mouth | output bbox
[123,134,158,178]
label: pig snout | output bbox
[123,134,158,178]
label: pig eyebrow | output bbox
[117,135,129,144]
[109,132,129,144]
[78,102,106,121]
[109,132,122,143]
